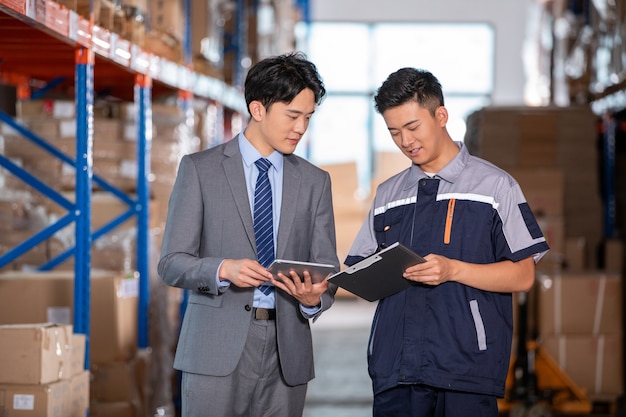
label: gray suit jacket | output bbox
[158,136,339,386]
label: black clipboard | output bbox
[268,259,335,284]
[328,242,426,302]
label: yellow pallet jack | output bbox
[497,291,592,417]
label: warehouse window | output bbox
[297,22,494,194]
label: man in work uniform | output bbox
[345,67,550,417]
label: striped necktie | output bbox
[254,158,274,295]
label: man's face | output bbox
[254,88,316,156]
[382,101,448,173]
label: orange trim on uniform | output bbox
[444,198,456,245]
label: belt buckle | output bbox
[254,308,275,320]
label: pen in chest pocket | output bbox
[444,198,456,244]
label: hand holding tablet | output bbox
[268,260,336,284]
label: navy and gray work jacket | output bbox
[345,143,550,397]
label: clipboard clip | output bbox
[344,254,382,274]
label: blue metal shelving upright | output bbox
[135,73,152,349]
[0,45,96,370]
[74,46,95,368]
[602,114,617,239]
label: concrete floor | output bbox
[303,297,378,417]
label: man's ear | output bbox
[248,100,265,122]
[436,106,448,126]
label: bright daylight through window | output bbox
[296,22,495,194]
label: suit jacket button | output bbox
[245,305,252,312]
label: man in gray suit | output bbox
[158,52,339,417]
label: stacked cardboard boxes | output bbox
[466,105,624,402]
[321,150,413,264]
[0,270,146,416]
[508,168,565,269]
[0,323,88,417]
[2,99,77,192]
[320,162,367,264]
[0,271,139,364]
[0,98,197,273]
[47,0,301,77]
[2,99,137,195]
[465,105,604,268]
[536,272,623,399]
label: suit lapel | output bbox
[277,155,301,257]
[223,139,257,250]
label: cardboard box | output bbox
[0,323,72,385]
[70,333,86,376]
[0,271,138,364]
[537,272,623,335]
[0,229,49,270]
[91,358,141,403]
[603,238,624,273]
[91,273,138,363]
[190,0,223,77]
[563,237,586,272]
[90,400,141,417]
[149,0,183,43]
[0,379,70,417]
[319,162,360,212]
[541,334,623,396]
[0,195,32,232]
[46,191,144,233]
[465,106,604,269]
[69,370,89,417]
[0,273,73,325]
[518,113,557,168]
[509,169,564,217]
[319,161,369,270]
[536,215,564,256]
[372,151,412,188]
[17,99,75,119]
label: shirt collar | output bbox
[436,141,467,183]
[238,133,284,172]
[406,141,468,186]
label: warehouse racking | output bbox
[0,0,250,369]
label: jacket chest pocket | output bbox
[373,208,406,247]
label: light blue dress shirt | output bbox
[239,134,283,308]
[215,134,321,315]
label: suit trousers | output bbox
[181,318,308,417]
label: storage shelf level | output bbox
[0,0,246,111]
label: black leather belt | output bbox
[253,307,276,320]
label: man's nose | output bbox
[294,118,307,134]
[401,132,412,148]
